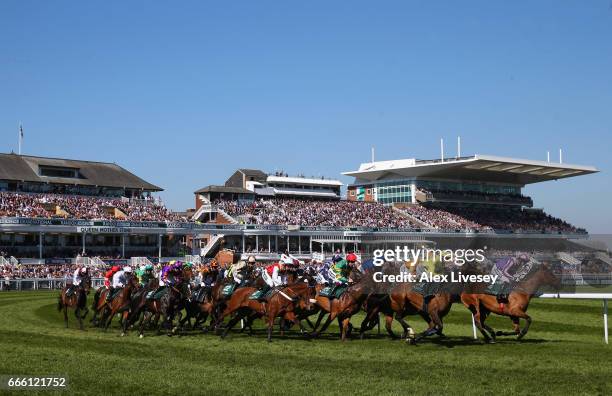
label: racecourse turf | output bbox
[0,291,609,396]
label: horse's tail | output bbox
[57,294,64,311]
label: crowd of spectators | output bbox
[0,192,187,222]
[1,263,105,280]
[401,204,583,233]
[400,205,487,230]
[215,197,583,233]
[216,198,419,228]
[418,188,532,205]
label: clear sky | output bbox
[1,1,611,232]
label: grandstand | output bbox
[343,154,597,233]
[0,152,602,263]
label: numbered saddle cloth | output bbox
[320,285,347,299]
[146,287,168,300]
[221,283,237,298]
[248,287,273,301]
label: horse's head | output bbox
[127,272,140,289]
[537,262,562,291]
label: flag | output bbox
[19,124,23,138]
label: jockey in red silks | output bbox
[104,266,121,289]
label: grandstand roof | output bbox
[238,169,268,179]
[266,175,343,187]
[194,185,253,194]
[0,153,162,191]
[343,155,598,185]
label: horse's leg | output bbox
[221,308,248,338]
[311,313,334,337]
[312,310,327,332]
[471,304,493,343]
[512,311,532,340]
[479,310,496,342]
[267,314,275,342]
[384,314,399,339]
[340,317,351,341]
[63,304,69,328]
[76,307,84,330]
[139,310,151,338]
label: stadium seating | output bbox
[0,192,185,222]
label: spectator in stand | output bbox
[0,192,187,222]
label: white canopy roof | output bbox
[343,155,598,185]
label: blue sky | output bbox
[1,1,611,232]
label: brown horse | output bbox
[311,273,375,341]
[179,266,219,331]
[101,273,140,334]
[221,278,317,341]
[57,275,91,330]
[461,263,561,343]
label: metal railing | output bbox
[0,277,105,291]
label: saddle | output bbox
[65,285,77,298]
[221,283,237,298]
[192,287,210,303]
[248,287,274,301]
[146,287,168,300]
[319,284,347,299]
[110,287,123,300]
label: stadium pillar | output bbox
[38,232,43,259]
[298,236,301,254]
[242,234,245,253]
[121,234,125,258]
[268,236,271,252]
[255,235,259,252]
[309,237,312,253]
[82,232,86,255]
[158,234,162,259]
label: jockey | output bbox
[72,266,88,287]
[104,265,121,289]
[162,261,184,286]
[136,264,155,286]
[330,255,350,285]
[263,261,285,288]
[329,255,351,297]
[231,260,248,285]
[202,259,220,287]
[112,266,132,289]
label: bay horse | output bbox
[179,266,219,331]
[57,274,91,330]
[358,263,459,343]
[221,276,317,342]
[102,272,140,335]
[136,267,193,337]
[311,271,375,341]
[461,263,561,343]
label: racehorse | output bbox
[179,266,219,331]
[136,267,192,337]
[57,274,91,330]
[311,269,375,341]
[220,276,317,341]
[102,272,140,334]
[460,263,561,343]
[357,262,459,343]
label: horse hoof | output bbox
[121,333,125,337]
[139,334,144,339]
